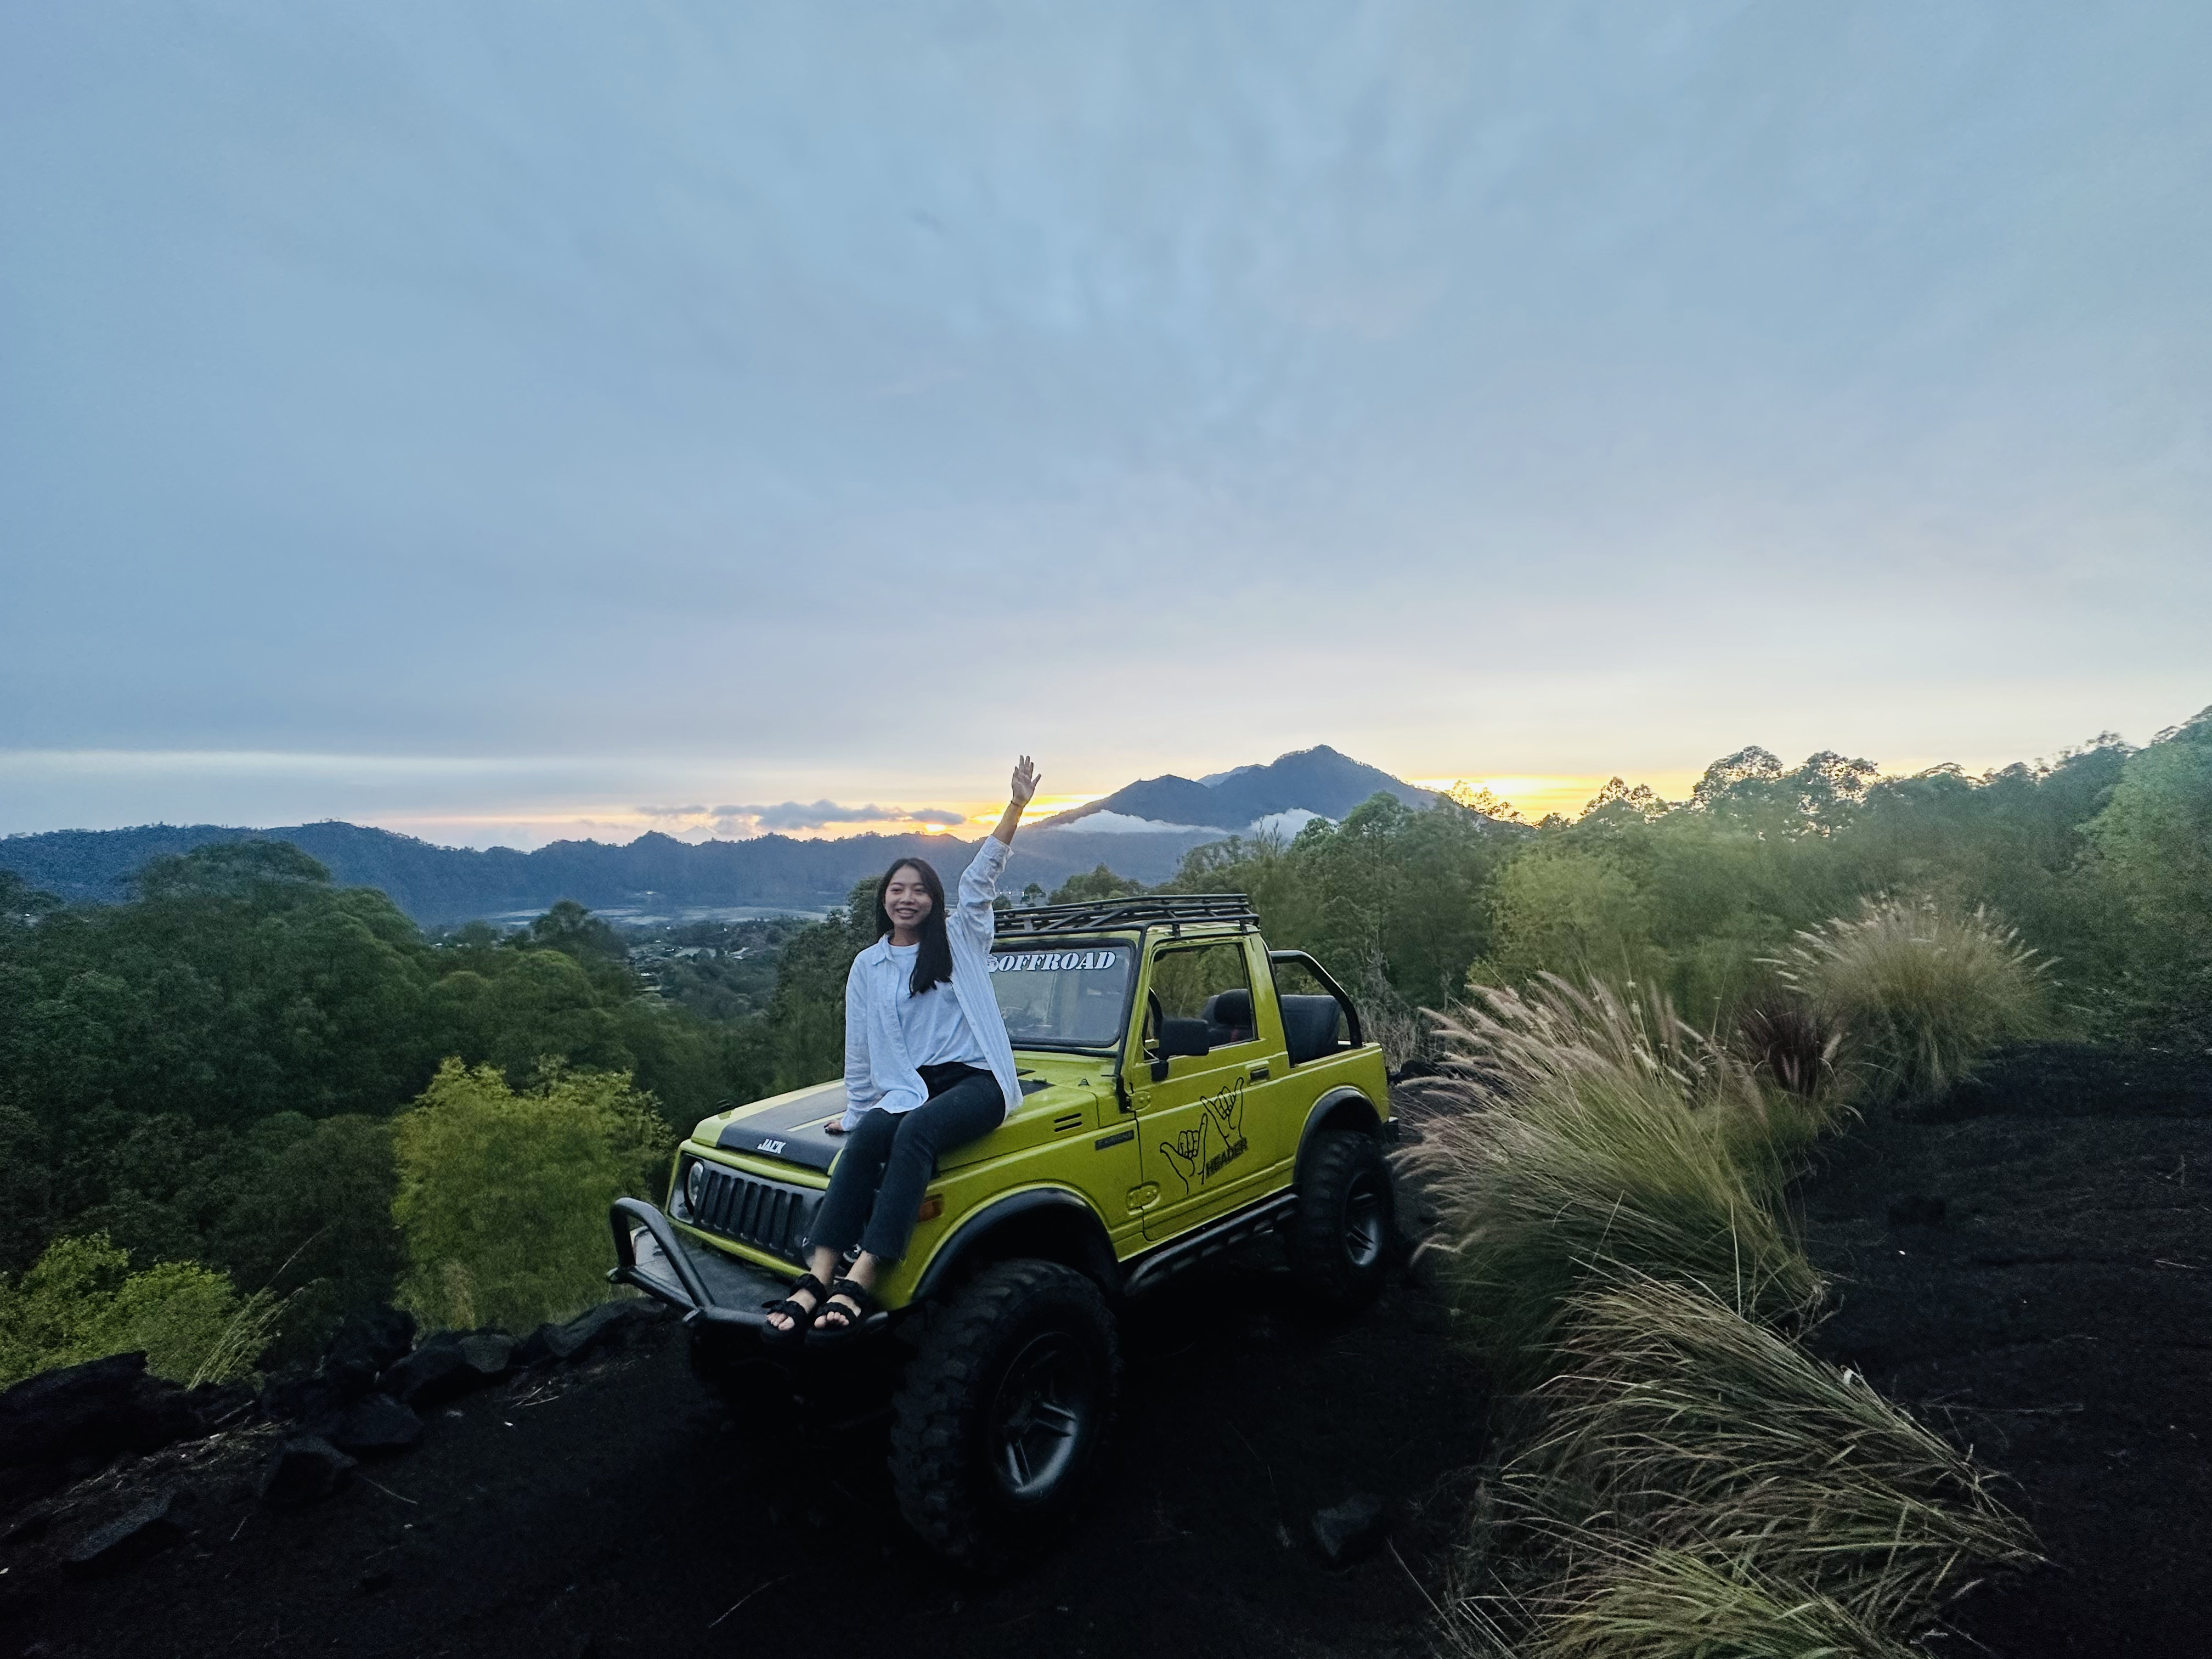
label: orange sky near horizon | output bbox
[368,774,1711,848]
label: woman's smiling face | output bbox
[882,864,935,933]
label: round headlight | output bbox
[683,1159,708,1215]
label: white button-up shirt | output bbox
[839,836,1020,1130]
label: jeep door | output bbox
[1128,938,1283,1242]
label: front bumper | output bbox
[606,1198,888,1339]
[607,1198,789,1330]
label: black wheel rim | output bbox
[1343,1169,1387,1268]
[987,1330,1096,1502]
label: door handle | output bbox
[1249,1063,1271,1081]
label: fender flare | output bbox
[909,1186,1120,1301]
[1294,1086,1384,1186]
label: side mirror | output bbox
[1150,1017,1211,1080]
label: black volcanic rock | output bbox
[456,1333,515,1379]
[258,1437,355,1508]
[3,1504,55,1544]
[319,1306,416,1401]
[1310,1492,1390,1566]
[0,1353,199,1470]
[259,1365,350,1427]
[64,1489,198,1574]
[264,1304,423,1428]
[538,1299,660,1365]
[377,1331,512,1409]
[377,1339,470,1409]
[184,1382,258,1434]
[325,1394,421,1457]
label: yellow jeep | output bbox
[610,893,1395,1567]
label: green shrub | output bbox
[213,1113,405,1364]
[1414,976,1826,1384]
[1774,896,2049,1105]
[0,1232,281,1388]
[390,1059,673,1333]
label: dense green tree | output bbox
[0,1107,57,1273]
[1152,730,2198,1054]
[1165,793,1517,1014]
[0,1232,278,1388]
[1048,864,1147,905]
[0,843,797,1305]
[521,899,631,969]
[211,1114,405,1361]
[759,880,878,1093]
[390,1060,672,1332]
[2085,709,2212,1036]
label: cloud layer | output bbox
[3,3,2206,838]
[640,802,969,835]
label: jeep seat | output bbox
[1200,988,1255,1048]
[1280,995,1343,1064]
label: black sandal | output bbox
[760,1273,831,1347]
[806,1277,876,1345]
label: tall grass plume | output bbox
[1413,975,1832,1382]
[1774,896,2049,1105]
[1418,974,2036,1659]
[1513,1277,2037,1629]
[1507,1544,1923,1659]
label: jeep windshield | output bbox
[988,941,1135,1051]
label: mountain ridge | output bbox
[3,747,1438,925]
[1041,744,1432,830]
[0,820,1221,926]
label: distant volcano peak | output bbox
[1039,747,1432,833]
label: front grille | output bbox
[684,1161,821,1265]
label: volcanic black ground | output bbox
[6,1043,2207,1658]
[1798,1043,2212,1659]
[1,1256,1484,1659]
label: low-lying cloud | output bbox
[638,800,968,834]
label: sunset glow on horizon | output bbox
[1410,775,1706,822]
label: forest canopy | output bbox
[0,842,839,1355]
[1158,715,2208,1057]
[1,711,2204,1370]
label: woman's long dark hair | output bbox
[873,857,953,996]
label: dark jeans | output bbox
[809,1064,1003,1265]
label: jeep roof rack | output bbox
[992,893,1257,937]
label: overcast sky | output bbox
[3,2,2206,846]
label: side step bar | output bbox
[1121,1193,1297,1298]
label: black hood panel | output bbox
[714,1087,847,1172]
[709,1074,1054,1175]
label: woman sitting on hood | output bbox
[763,755,1036,1344]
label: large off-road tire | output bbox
[1288,1129,1394,1313]
[888,1259,1119,1571]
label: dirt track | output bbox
[1,1260,1485,1659]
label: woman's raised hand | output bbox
[993,757,1040,847]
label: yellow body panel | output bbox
[667,923,1390,1307]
